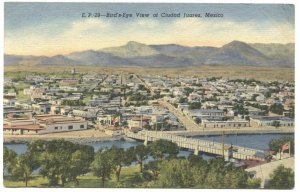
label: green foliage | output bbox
[194,117,201,124]
[178,97,188,103]
[266,165,294,189]
[132,145,150,173]
[68,145,95,186]
[246,177,262,188]
[189,102,202,110]
[151,157,260,189]
[271,120,280,128]
[156,159,194,188]
[269,136,294,154]
[91,149,114,187]
[107,146,136,182]
[4,146,17,174]
[128,93,151,101]
[184,87,194,96]
[149,139,179,160]
[270,103,284,115]
[233,104,249,115]
[28,139,94,186]
[143,160,162,180]
[10,152,39,186]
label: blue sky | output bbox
[4,3,295,56]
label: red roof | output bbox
[3,124,45,130]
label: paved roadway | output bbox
[158,99,201,130]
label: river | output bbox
[4,133,294,160]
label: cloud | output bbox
[5,17,294,56]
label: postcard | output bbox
[3,2,295,190]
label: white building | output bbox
[35,114,88,134]
[201,119,250,128]
[250,116,294,127]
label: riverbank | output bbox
[3,129,122,144]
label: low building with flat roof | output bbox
[3,118,44,135]
[250,116,294,127]
[201,119,250,128]
[35,114,88,134]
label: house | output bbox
[35,114,88,134]
[185,109,224,121]
[128,116,150,129]
[72,109,97,120]
[3,118,44,135]
[60,79,79,85]
[201,119,250,128]
[61,107,72,116]
[245,106,267,116]
[250,116,294,127]
[97,114,120,126]
[32,102,51,114]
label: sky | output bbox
[4,3,295,56]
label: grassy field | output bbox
[4,165,147,188]
[4,65,294,81]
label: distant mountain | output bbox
[65,50,133,66]
[249,43,294,67]
[203,41,270,65]
[4,54,76,66]
[4,41,294,67]
[130,54,196,67]
[102,41,158,58]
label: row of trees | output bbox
[4,138,294,188]
[4,139,179,187]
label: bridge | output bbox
[125,130,267,161]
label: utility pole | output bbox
[140,114,143,129]
[289,141,291,157]
[279,149,281,160]
[222,130,225,159]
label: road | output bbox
[158,99,201,130]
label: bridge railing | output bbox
[126,130,263,159]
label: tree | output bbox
[68,145,94,186]
[91,149,114,187]
[270,103,284,115]
[133,145,150,173]
[108,146,136,182]
[28,139,94,187]
[11,152,39,187]
[150,139,179,161]
[247,177,262,188]
[271,120,281,128]
[155,159,194,188]
[189,102,202,110]
[194,117,201,124]
[3,146,17,174]
[144,160,162,180]
[267,165,294,189]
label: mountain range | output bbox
[4,41,294,68]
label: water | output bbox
[4,133,294,160]
[193,133,294,151]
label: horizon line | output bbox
[4,40,295,57]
